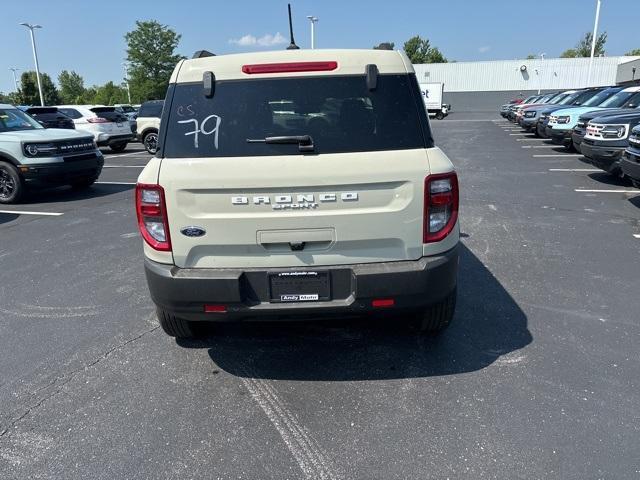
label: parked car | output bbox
[136,100,163,154]
[0,104,103,203]
[580,111,640,176]
[137,49,459,338]
[518,88,606,132]
[514,91,578,124]
[546,86,640,147]
[24,107,75,129]
[114,104,138,120]
[506,95,546,121]
[56,105,134,152]
[621,125,640,188]
[572,101,640,153]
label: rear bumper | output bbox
[21,153,104,185]
[96,134,134,147]
[144,246,459,321]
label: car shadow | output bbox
[587,172,631,187]
[0,212,19,224]
[20,184,134,205]
[628,194,640,208]
[177,244,532,381]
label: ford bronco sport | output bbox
[136,49,460,338]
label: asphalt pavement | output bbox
[0,125,639,479]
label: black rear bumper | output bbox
[144,246,459,322]
[21,153,104,186]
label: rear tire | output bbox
[109,142,128,153]
[0,161,24,204]
[409,289,457,334]
[157,308,196,338]
[143,132,159,155]
[435,112,445,120]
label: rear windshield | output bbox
[91,107,128,123]
[162,74,432,158]
[581,88,621,107]
[58,108,83,119]
[139,101,163,118]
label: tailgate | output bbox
[160,149,430,269]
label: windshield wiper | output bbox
[246,135,314,153]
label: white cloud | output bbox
[478,46,491,53]
[229,32,287,48]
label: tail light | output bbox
[424,172,459,243]
[87,117,110,123]
[242,61,338,75]
[135,184,171,251]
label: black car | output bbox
[25,107,75,129]
[580,111,640,176]
[621,125,640,188]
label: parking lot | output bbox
[1,120,639,479]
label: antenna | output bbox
[286,3,299,50]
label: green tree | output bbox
[92,81,129,105]
[58,70,86,104]
[561,32,607,58]
[373,42,395,50]
[526,54,536,60]
[626,48,640,56]
[16,71,60,105]
[403,35,447,64]
[125,20,184,102]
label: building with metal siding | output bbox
[413,56,640,112]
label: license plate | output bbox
[269,271,330,303]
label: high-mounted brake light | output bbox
[242,61,338,75]
[135,184,172,251]
[424,172,459,243]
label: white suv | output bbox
[137,49,459,338]
[57,105,134,152]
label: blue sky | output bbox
[2,0,639,94]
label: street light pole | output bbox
[122,62,132,104]
[9,68,20,92]
[306,16,318,49]
[19,22,45,106]
[537,53,546,95]
[587,0,602,87]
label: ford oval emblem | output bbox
[180,226,206,237]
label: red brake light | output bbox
[87,117,110,123]
[135,184,172,251]
[372,299,395,308]
[204,304,227,313]
[242,61,338,75]
[424,172,459,243]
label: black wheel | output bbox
[435,112,445,120]
[409,289,457,334]
[109,142,128,153]
[0,161,24,204]
[564,142,576,152]
[70,176,97,190]
[157,308,196,338]
[143,132,158,155]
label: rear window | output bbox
[58,108,83,119]
[162,74,432,158]
[139,101,163,118]
[91,107,128,123]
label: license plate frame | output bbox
[269,271,330,303]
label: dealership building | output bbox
[413,56,640,112]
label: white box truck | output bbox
[419,82,449,120]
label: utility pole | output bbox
[306,16,318,49]
[587,0,602,87]
[9,68,20,92]
[122,62,132,104]
[19,22,45,106]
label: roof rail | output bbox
[193,50,216,59]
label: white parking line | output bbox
[0,210,63,216]
[549,168,600,172]
[575,189,640,193]
[634,234,640,239]
[96,181,137,185]
[534,154,583,157]
[102,165,146,168]
[522,145,558,149]
[516,138,547,141]
[106,152,149,158]
[510,133,530,136]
